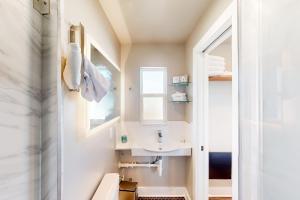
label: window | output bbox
[140,67,167,123]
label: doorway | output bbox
[192,2,238,200]
[206,35,233,200]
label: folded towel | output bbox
[81,58,110,102]
[172,91,186,97]
[63,43,82,90]
[172,96,187,101]
[172,92,187,101]
[207,55,225,62]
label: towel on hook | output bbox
[81,58,110,102]
[63,43,82,90]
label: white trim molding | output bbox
[192,1,239,200]
[138,187,191,200]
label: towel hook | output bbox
[69,23,85,60]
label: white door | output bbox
[239,0,300,199]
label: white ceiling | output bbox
[119,0,211,43]
[100,0,212,44]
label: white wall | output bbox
[122,43,190,187]
[124,44,187,121]
[208,81,232,152]
[61,0,121,199]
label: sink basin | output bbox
[144,143,180,152]
[131,142,192,157]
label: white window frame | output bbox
[140,67,167,124]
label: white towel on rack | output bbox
[172,92,187,101]
[63,43,82,90]
[81,58,110,102]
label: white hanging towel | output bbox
[92,66,110,102]
[63,43,82,90]
[81,58,110,102]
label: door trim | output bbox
[192,1,239,199]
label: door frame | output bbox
[192,1,239,199]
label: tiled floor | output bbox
[138,198,185,200]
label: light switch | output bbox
[33,0,50,15]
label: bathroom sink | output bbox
[143,143,180,152]
[131,142,192,157]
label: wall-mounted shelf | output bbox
[169,82,191,87]
[209,74,232,81]
[170,100,192,103]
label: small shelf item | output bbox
[172,75,189,85]
[209,74,232,81]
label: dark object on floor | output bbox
[209,197,232,200]
[209,152,232,179]
[138,198,185,200]
[119,181,138,200]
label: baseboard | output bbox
[209,195,232,198]
[138,187,191,200]
[184,188,192,200]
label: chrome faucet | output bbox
[157,130,163,143]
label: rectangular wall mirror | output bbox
[86,36,121,130]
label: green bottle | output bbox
[121,135,128,143]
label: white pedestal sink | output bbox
[131,142,192,156]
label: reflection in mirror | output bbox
[88,45,120,129]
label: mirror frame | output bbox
[84,34,121,134]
